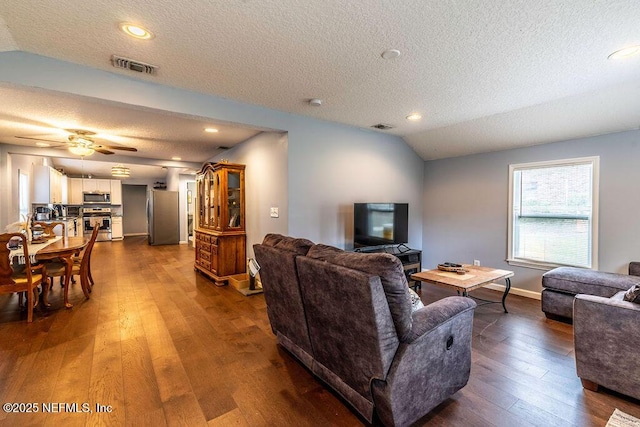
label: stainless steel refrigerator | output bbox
[147,190,179,245]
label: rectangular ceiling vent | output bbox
[371,123,394,130]
[111,55,158,75]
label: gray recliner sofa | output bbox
[254,234,477,427]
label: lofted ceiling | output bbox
[0,0,639,162]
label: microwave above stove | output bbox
[83,192,111,204]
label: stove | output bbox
[82,207,112,241]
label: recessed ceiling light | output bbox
[608,45,640,60]
[381,49,401,60]
[204,127,219,133]
[35,142,51,147]
[120,22,154,40]
[172,156,182,161]
[406,113,422,121]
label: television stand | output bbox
[353,245,422,290]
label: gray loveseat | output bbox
[254,234,477,427]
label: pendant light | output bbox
[111,164,130,177]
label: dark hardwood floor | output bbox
[0,237,638,426]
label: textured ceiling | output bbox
[0,84,266,177]
[0,0,639,161]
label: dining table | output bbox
[9,235,90,308]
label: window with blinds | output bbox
[507,157,599,269]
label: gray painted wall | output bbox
[423,129,640,293]
[0,52,425,250]
[209,132,289,258]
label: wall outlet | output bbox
[270,207,279,218]
[473,260,480,266]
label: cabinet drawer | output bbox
[198,249,212,262]
[210,236,218,245]
[196,232,211,243]
[196,241,211,251]
[198,259,211,270]
[211,245,218,256]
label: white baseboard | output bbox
[484,283,541,300]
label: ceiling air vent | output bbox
[111,55,158,75]
[371,123,394,130]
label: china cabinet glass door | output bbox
[227,171,242,229]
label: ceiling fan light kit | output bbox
[68,145,95,156]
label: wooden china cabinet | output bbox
[194,162,246,286]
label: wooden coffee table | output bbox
[411,265,514,312]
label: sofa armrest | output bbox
[407,296,477,343]
[629,262,640,277]
[371,297,476,427]
[574,292,640,400]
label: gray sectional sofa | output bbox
[541,263,640,401]
[541,263,640,320]
[254,234,477,427]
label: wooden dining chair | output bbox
[32,221,66,238]
[42,225,99,303]
[1,233,44,322]
[31,221,66,286]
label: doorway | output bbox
[122,184,148,236]
[186,181,195,246]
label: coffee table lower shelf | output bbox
[411,265,514,313]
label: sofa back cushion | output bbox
[306,244,413,340]
[296,256,399,401]
[253,234,314,354]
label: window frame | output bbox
[507,156,599,271]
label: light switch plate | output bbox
[270,207,279,218]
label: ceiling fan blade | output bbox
[15,135,65,144]
[94,148,115,155]
[101,145,138,152]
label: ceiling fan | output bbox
[15,129,138,156]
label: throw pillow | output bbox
[408,288,424,312]
[623,284,640,303]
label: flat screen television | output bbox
[353,203,409,247]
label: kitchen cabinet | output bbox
[112,216,123,240]
[31,165,65,204]
[82,178,111,193]
[194,162,246,286]
[60,175,68,205]
[110,180,122,205]
[68,178,84,205]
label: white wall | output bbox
[4,153,50,224]
[0,52,425,250]
[422,129,640,294]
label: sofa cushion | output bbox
[542,267,638,297]
[623,284,640,303]
[306,244,413,341]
